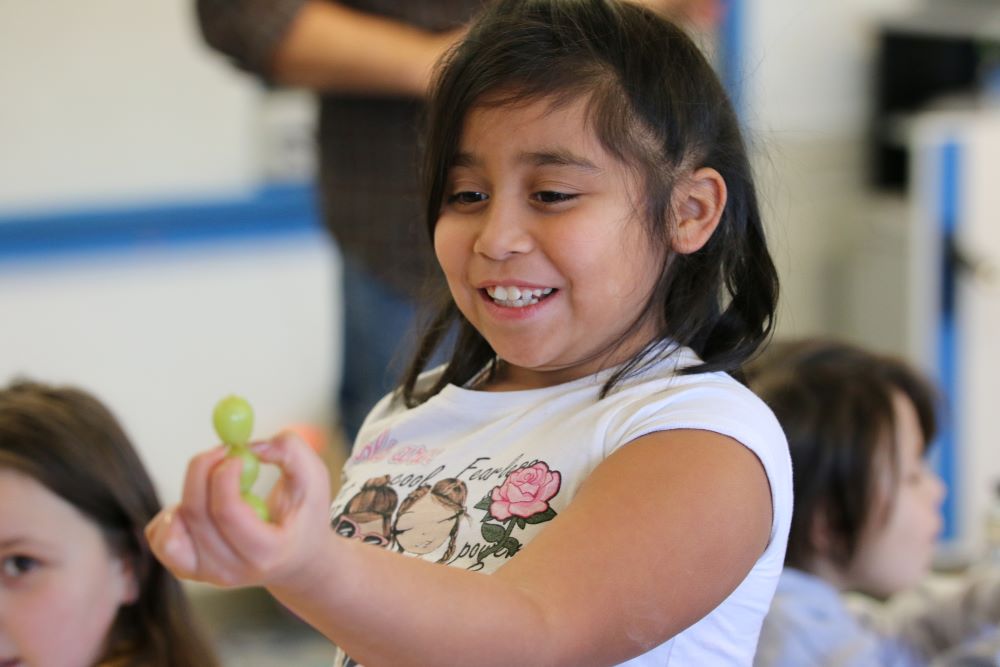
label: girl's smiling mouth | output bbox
[483,285,556,308]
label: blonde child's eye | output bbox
[2,554,39,579]
[447,191,489,205]
[534,191,576,204]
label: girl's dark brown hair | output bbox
[400,0,779,405]
[0,380,219,667]
[746,340,939,570]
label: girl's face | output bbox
[844,393,946,597]
[435,95,664,389]
[0,468,137,667]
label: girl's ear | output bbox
[670,167,727,255]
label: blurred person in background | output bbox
[0,380,219,667]
[749,339,1000,667]
[195,0,724,445]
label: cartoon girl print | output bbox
[392,478,469,563]
[331,475,398,548]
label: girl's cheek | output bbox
[433,222,461,267]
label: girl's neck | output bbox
[482,361,583,392]
[481,348,648,393]
[476,319,665,392]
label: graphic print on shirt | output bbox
[332,436,564,667]
[471,462,561,569]
[333,429,563,572]
[392,478,469,562]
[331,475,398,548]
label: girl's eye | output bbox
[533,191,577,204]
[447,191,489,205]
[2,554,39,579]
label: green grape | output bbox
[229,444,260,493]
[212,394,269,521]
[212,395,254,447]
[242,492,270,521]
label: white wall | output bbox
[0,0,264,213]
[0,235,340,505]
[0,1,331,503]
[748,0,917,137]
[743,0,919,342]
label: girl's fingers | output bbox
[203,432,333,582]
[179,446,233,534]
[194,455,285,583]
[145,507,199,578]
[180,445,229,513]
[207,455,273,533]
[255,430,332,501]
[152,434,331,587]
[257,432,332,528]
[174,446,251,582]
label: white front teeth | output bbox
[486,285,554,308]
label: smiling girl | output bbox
[146,2,792,665]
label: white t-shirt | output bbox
[331,347,792,666]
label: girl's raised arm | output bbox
[148,427,771,666]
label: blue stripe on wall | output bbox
[0,183,321,264]
[936,141,961,541]
[719,0,745,118]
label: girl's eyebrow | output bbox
[0,535,41,550]
[450,149,602,173]
[522,149,602,173]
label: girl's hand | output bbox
[144,430,332,589]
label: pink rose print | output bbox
[472,460,563,569]
[489,463,561,521]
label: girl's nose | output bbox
[472,199,533,260]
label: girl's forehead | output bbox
[461,90,596,134]
[452,88,649,176]
[0,469,94,544]
[0,465,47,499]
[454,98,615,168]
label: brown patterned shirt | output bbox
[196,0,487,298]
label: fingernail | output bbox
[164,535,182,559]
